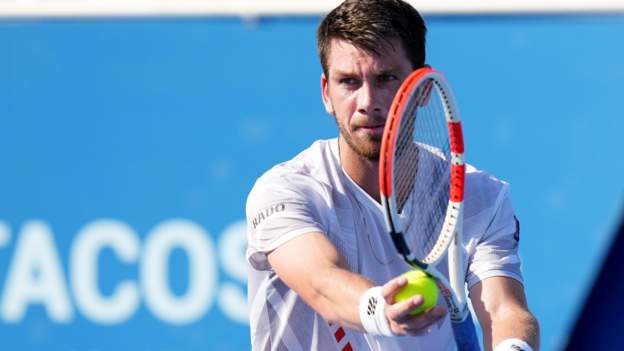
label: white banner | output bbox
[1,0,624,19]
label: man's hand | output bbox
[381,275,447,336]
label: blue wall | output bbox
[0,15,623,350]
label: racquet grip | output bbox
[451,312,480,351]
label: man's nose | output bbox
[356,82,382,115]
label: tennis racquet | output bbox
[379,67,480,350]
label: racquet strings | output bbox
[393,79,451,262]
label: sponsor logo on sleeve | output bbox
[252,203,286,229]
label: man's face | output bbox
[321,38,414,161]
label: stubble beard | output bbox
[337,121,381,161]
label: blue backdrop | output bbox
[0,15,623,351]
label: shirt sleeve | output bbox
[246,173,329,271]
[465,184,524,289]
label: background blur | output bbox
[0,1,623,350]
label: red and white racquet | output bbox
[379,67,479,350]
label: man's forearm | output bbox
[266,232,373,331]
[489,308,540,351]
[311,265,375,330]
[471,277,540,351]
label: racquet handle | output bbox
[451,312,481,351]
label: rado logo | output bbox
[252,203,286,229]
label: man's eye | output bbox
[340,78,358,85]
[379,74,398,82]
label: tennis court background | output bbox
[0,10,623,351]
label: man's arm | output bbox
[267,231,447,335]
[470,276,540,351]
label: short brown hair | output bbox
[317,0,427,76]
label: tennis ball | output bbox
[394,270,439,316]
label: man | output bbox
[246,0,540,350]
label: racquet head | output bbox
[379,67,465,268]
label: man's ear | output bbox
[320,73,335,115]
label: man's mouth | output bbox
[358,124,386,133]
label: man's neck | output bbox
[338,138,381,202]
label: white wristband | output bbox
[494,338,534,351]
[359,287,394,337]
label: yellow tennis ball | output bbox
[394,270,439,316]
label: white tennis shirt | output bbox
[246,138,523,351]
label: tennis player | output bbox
[246,0,539,350]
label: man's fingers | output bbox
[386,295,424,322]
[380,276,407,303]
[415,306,446,327]
[402,306,447,334]
[387,305,448,336]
